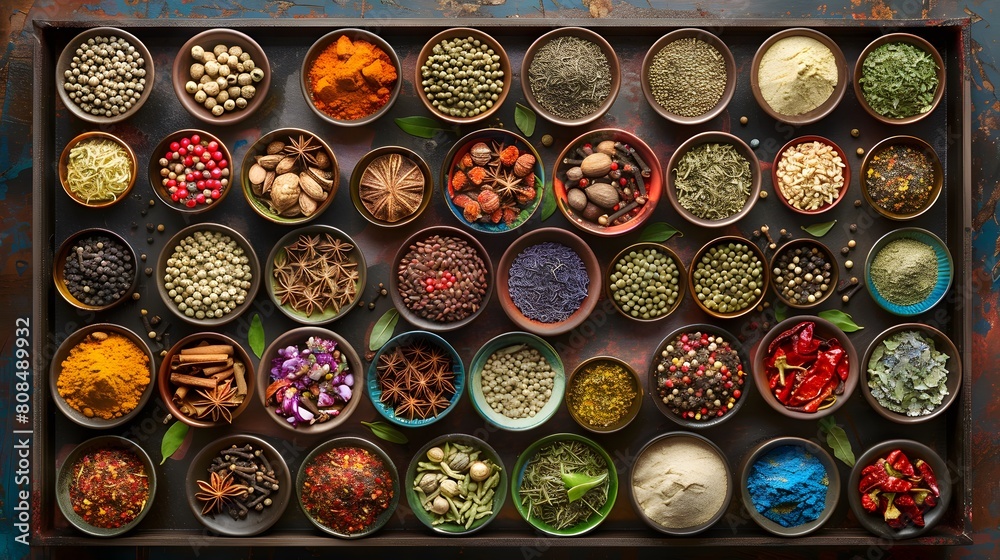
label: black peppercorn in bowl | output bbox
[173,29,271,125]
[56,27,155,124]
[415,28,511,125]
[53,227,138,312]
[148,129,234,214]
[768,238,839,309]
[58,131,137,208]
[666,131,761,228]
[350,146,433,227]
[854,33,946,126]
[864,227,953,316]
[688,235,769,320]
[390,226,494,332]
[860,135,943,221]
[521,27,621,127]
[56,435,157,537]
[771,135,850,215]
[606,242,686,322]
[641,28,737,125]
[185,434,292,536]
[156,223,261,327]
[566,356,643,434]
[649,324,751,429]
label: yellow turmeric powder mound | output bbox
[57,332,150,420]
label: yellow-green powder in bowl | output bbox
[632,436,728,530]
[870,238,938,306]
[758,36,838,116]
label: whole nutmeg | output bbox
[595,140,617,156]
[580,152,613,178]
[426,446,445,463]
[469,461,491,482]
[567,188,588,211]
[470,142,492,167]
[417,472,439,494]
[430,495,450,515]
[439,479,460,498]
[513,153,536,177]
[585,182,620,209]
[565,166,584,183]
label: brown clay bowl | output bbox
[566,356,642,434]
[768,238,839,309]
[350,146,433,227]
[854,33,946,125]
[688,235,768,319]
[860,135,943,221]
[53,227,138,312]
[58,131,137,208]
[771,135,850,215]
[148,129,234,214]
[605,242,686,322]
[666,131,761,228]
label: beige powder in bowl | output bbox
[757,36,837,116]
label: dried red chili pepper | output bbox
[765,321,847,412]
[915,459,939,497]
[861,491,880,512]
[887,449,916,478]
[858,449,939,531]
[893,493,925,527]
[767,321,812,355]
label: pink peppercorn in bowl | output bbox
[148,129,233,214]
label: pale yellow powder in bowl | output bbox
[757,36,838,116]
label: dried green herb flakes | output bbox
[859,42,940,119]
[867,330,950,416]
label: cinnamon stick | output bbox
[170,373,218,389]
[233,361,248,396]
[175,353,230,364]
[180,344,234,356]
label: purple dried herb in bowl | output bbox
[508,241,590,324]
[265,336,354,427]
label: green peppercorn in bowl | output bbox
[566,356,643,433]
[56,27,155,124]
[860,324,962,424]
[860,136,943,220]
[405,434,507,535]
[864,227,953,316]
[467,331,566,431]
[854,33,945,125]
[666,131,761,228]
[688,235,769,319]
[606,242,686,321]
[58,131,137,208]
[768,238,839,309]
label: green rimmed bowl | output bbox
[864,227,953,316]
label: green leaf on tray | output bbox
[361,420,409,444]
[540,181,557,221]
[395,116,451,139]
[818,309,864,332]
[801,219,837,238]
[773,302,788,323]
[514,103,536,137]
[160,420,189,465]
[369,308,400,351]
[637,222,683,243]
[819,416,856,467]
[248,313,264,359]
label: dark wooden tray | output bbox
[31,18,972,547]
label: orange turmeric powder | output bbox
[57,331,150,420]
[308,35,397,121]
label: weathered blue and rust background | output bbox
[2,1,998,559]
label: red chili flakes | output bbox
[68,447,150,529]
[301,446,394,535]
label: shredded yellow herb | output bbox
[66,138,132,203]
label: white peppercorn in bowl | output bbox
[768,238,839,309]
[172,29,271,126]
[155,223,261,327]
[56,27,155,124]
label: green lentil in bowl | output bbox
[689,236,767,319]
[607,243,685,321]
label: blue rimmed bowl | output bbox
[367,330,465,428]
[467,332,565,431]
[864,227,953,316]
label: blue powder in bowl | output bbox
[746,444,829,528]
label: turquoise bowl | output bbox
[467,332,565,431]
[367,330,465,428]
[864,227,953,316]
[511,433,618,536]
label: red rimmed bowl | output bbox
[771,135,850,215]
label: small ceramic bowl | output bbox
[301,29,402,126]
[641,28,737,125]
[649,324,751,429]
[297,436,400,538]
[688,235,769,319]
[53,227,138,311]
[147,129,234,214]
[864,227,953,316]
[553,128,662,237]
[441,128,545,234]
[256,327,364,435]
[606,242,686,322]
[739,437,840,537]
[467,331,565,431]
[666,131,761,228]
[241,127,340,225]
[511,433,618,537]
[156,223,261,327]
[854,33,946,125]
[58,131,137,208]
[848,439,952,539]
[860,136,943,220]
[750,28,848,125]
[157,332,255,429]
[367,330,465,428]
[56,27,154,124]
[495,227,602,336]
[389,226,493,332]
[172,29,270,125]
[185,434,291,536]
[630,432,733,535]
[49,323,155,429]
[56,435,157,537]
[769,238,839,309]
[521,27,621,127]
[405,434,507,535]
[264,225,366,324]
[752,316,859,420]
[566,356,642,433]
[861,324,962,423]
[415,28,511,124]
[771,135,850,214]
[350,146,433,227]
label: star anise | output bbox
[195,471,249,516]
[191,379,241,423]
[423,391,452,418]
[405,366,436,399]
[379,375,407,406]
[377,348,406,379]
[282,134,323,168]
[395,392,426,420]
[427,366,455,395]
